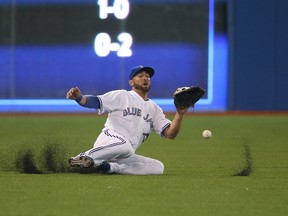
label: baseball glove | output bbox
[173,86,206,109]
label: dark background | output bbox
[0,3,225,44]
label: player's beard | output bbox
[133,83,151,93]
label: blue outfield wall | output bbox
[3,0,286,111]
[228,0,288,111]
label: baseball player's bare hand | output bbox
[176,107,189,116]
[66,87,81,100]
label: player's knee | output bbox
[125,146,135,157]
[152,160,164,175]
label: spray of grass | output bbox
[15,148,42,174]
[233,143,253,176]
[7,139,96,174]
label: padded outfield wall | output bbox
[2,0,287,112]
[228,0,288,111]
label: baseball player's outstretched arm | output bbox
[163,108,188,139]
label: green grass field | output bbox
[0,113,287,216]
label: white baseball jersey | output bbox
[96,90,171,150]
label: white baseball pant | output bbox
[81,129,164,175]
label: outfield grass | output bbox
[0,113,287,216]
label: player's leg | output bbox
[69,129,134,168]
[107,154,165,175]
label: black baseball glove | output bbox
[173,86,206,109]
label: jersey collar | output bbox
[130,90,150,101]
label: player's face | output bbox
[130,71,151,92]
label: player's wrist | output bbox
[75,95,83,103]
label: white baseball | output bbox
[202,130,212,139]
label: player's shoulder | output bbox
[146,98,163,111]
[99,89,129,100]
[105,89,128,95]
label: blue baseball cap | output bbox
[129,65,155,80]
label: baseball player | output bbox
[66,65,188,175]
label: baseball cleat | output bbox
[68,155,94,168]
[95,161,111,173]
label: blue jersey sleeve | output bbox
[79,95,100,109]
